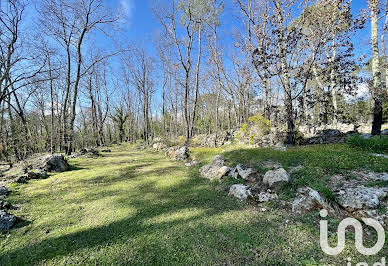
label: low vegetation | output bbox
[346,135,388,154]
[1,144,387,265]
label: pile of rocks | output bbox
[199,155,388,228]
[0,154,70,184]
[199,155,291,203]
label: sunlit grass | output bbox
[0,143,386,265]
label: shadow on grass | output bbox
[1,146,386,265]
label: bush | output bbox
[346,135,388,153]
[236,114,271,143]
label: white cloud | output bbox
[118,0,134,25]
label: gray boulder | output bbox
[199,155,230,180]
[42,154,69,172]
[292,187,331,214]
[0,186,8,197]
[263,168,290,188]
[0,210,16,231]
[228,184,252,201]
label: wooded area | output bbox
[0,0,387,163]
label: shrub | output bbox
[236,115,271,143]
[346,135,388,153]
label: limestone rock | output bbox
[0,186,8,197]
[228,184,252,201]
[199,155,229,180]
[42,155,69,172]
[335,186,388,212]
[0,210,16,231]
[257,191,278,203]
[229,164,256,181]
[292,187,331,214]
[263,168,290,188]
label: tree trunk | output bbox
[370,0,383,135]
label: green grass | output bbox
[346,135,388,154]
[0,144,387,265]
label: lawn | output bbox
[0,144,387,265]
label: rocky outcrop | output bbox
[335,186,388,212]
[42,154,69,172]
[228,184,252,201]
[327,171,388,227]
[191,131,233,147]
[292,187,332,214]
[0,210,16,231]
[199,155,230,180]
[263,168,290,188]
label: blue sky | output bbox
[113,0,372,56]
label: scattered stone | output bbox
[0,186,8,197]
[0,210,16,231]
[335,186,388,212]
[257,191,278,203]
[199,155,229,180]
[217,166,231,178]
[263,168,290,188]
[228,184,252,201]
[229,164,257,181]
[42,155,69,172]
[292,187,331,214]
[260,208,267,212]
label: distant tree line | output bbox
[0,0,387,163]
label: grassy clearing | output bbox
[0,144,387,265]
